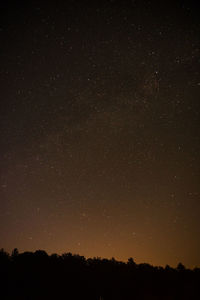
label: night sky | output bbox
[0,0,200,268]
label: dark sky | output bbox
[0,0,200,268]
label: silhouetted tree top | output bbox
[177,262,186,271]
[0,248,199,300]
[127,257,136,266]
[11,248,19,258]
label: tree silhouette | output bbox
[11,248,19,258]
[0,249,199,300]
[177,262,186,271]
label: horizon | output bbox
[2,247,198,269]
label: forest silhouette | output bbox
[0,248,199,299]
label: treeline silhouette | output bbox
[0,248,199,299]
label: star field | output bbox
[0,0,200,267]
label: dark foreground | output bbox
[0,249,199,299]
